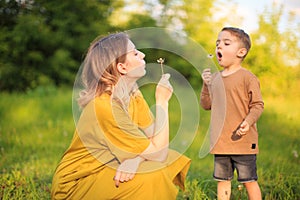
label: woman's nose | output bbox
[139,51,145,59]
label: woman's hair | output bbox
[222,27,251,58]
[77,32,129,108]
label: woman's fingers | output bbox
[114,171,135,188]
[158,73,173,91]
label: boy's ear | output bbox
[237,48,247,58]
[116,63,127,75]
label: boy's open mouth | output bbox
[217,52,223,58]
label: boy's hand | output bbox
[201,68,212,85]
[236,121,250,136]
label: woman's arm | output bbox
[142,123,155,138]
[113,74,173,187]
[139,74,172,162]
[114,100,170,187]
[114,156,145,187]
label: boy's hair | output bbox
[222,27,251,58]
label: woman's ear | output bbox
[116,63,127,75]
[237,48,247,58]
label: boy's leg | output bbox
[233,155,261,200]
[243,181,262,200]
[217,180,231,200]
[214,155,234,200]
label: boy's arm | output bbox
[244,77,264,126]
[237,77,264,136]
[200,83,211,110]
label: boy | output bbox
[200,27,264,200]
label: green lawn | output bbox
[0,86,299,199]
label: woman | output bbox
[51,32,191,200]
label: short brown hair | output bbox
[222,27,251,58]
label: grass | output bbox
[0,86,299,199]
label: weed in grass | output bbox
[0,170,51,200]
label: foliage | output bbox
[1,0,299,94]
[245,3,300,97]
[0,87,299,199]
[0,0,118,91]
[0,87,73,199]
[0,1,299,199]
[0,0,299,199]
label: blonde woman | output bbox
[51,32,191,200]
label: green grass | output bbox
[0,86,299,199]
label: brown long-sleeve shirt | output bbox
[200,68,264,154]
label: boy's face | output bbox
[215,30,247,68]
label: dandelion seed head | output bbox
[157,58,165,64]
[238,184,243,191]
[207,54,214,58]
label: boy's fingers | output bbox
[201,69,212,85]
[240,121,246,128]
[203,68,211,73]
[236,128,244,136]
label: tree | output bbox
[0,0,120,91]
[246,2,300,96]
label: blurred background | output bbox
[0,0,299,94]
[0,0,299,199]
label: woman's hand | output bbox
[155,73,173,104]
[114,157,144,188]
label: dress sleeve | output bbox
[132,91,154,129]
[94,97,150,162]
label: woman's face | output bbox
[122,39,146,78]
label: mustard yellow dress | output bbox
[51,92,191,200]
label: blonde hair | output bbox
[77,32,129,108]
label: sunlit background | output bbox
[0,0,299,199]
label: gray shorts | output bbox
[213,154,258,183]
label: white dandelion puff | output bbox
[157,58,165,75]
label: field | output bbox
[0,86,299,199]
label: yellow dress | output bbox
[51,92,191,200]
